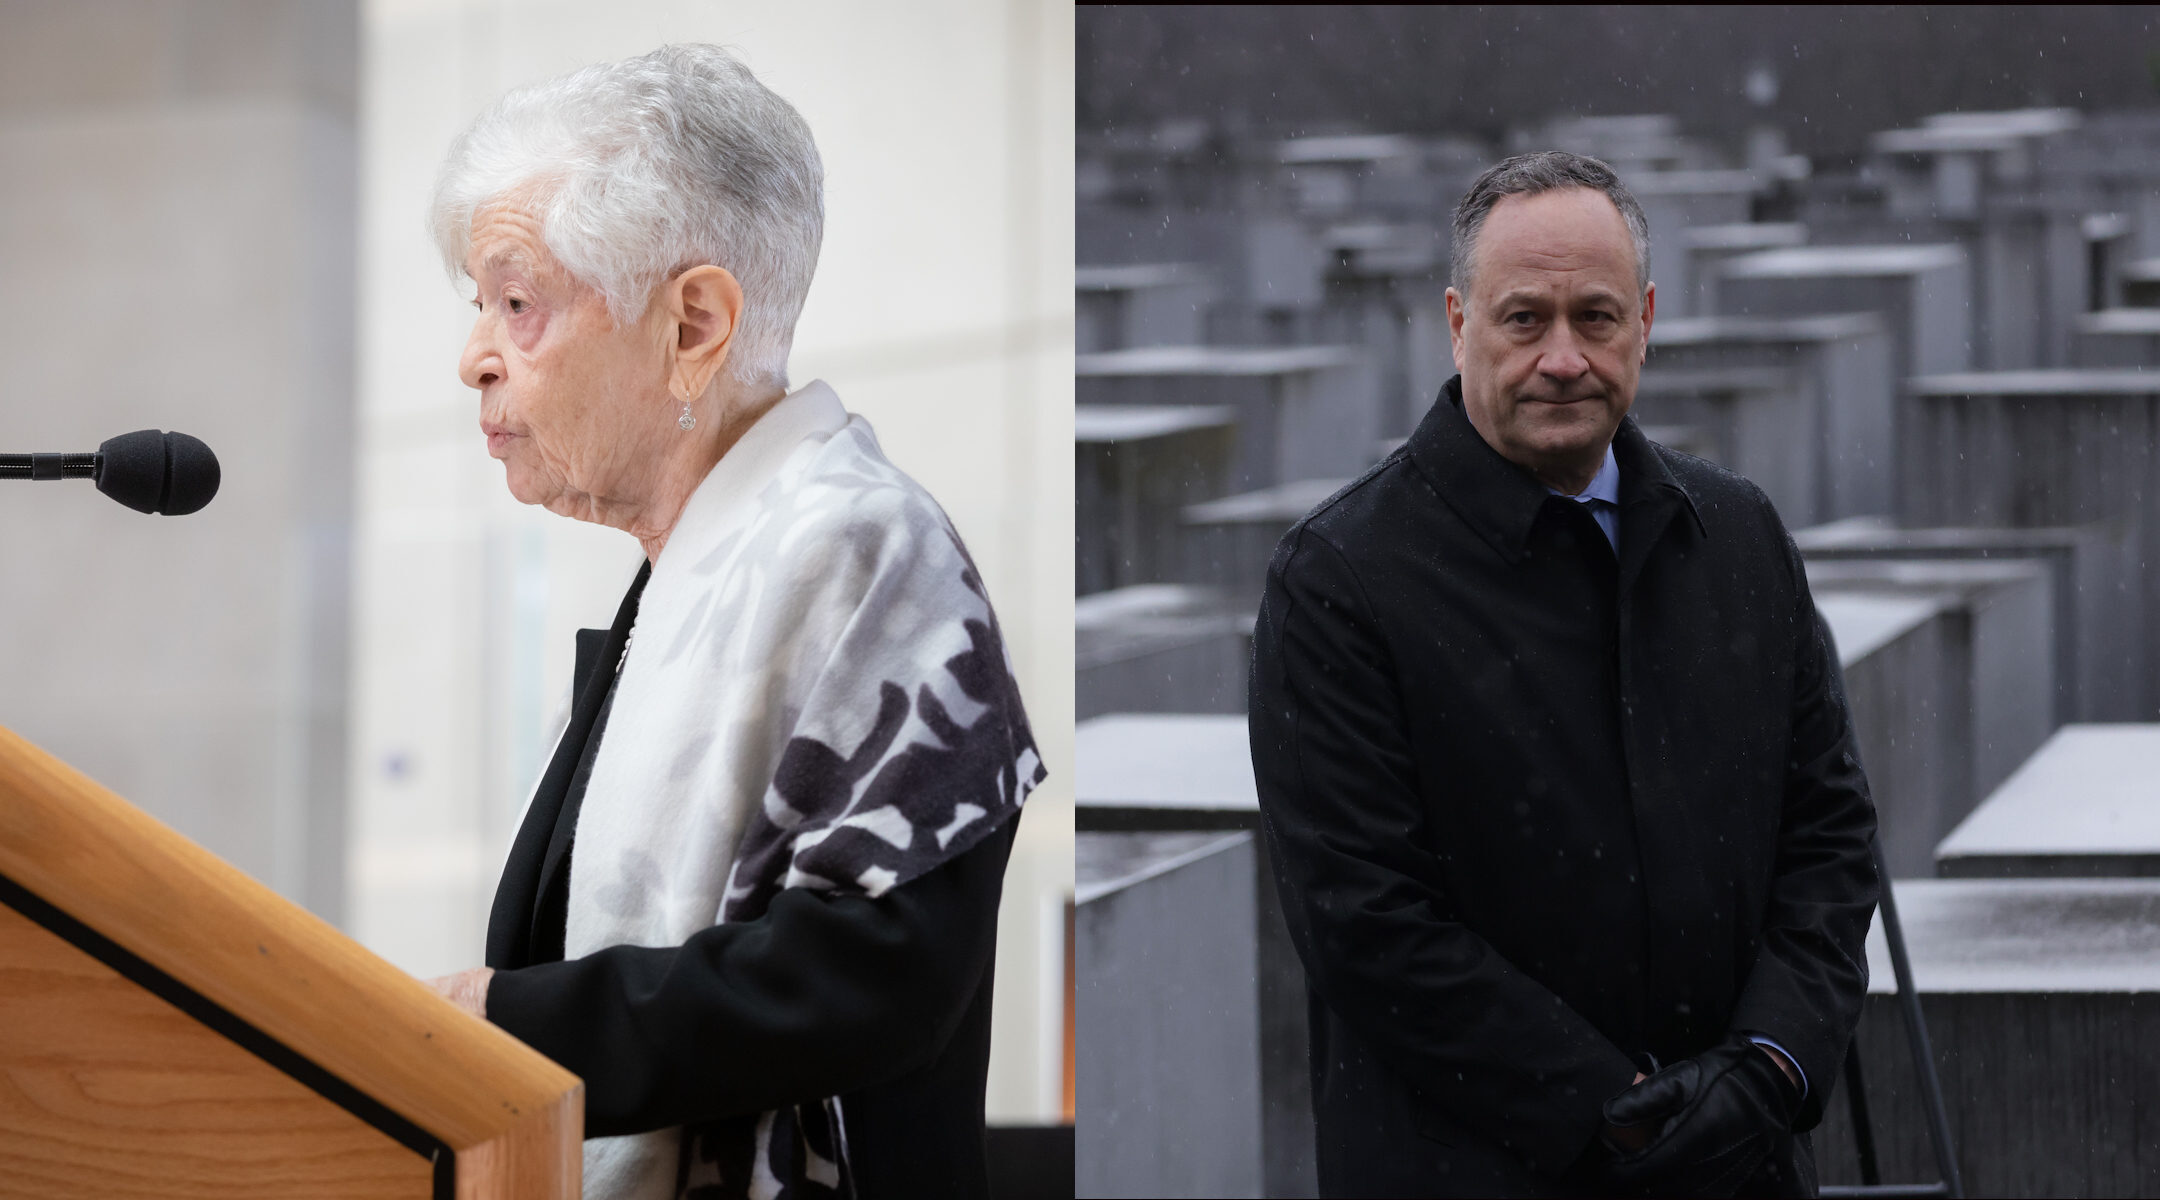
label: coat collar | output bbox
[1408,375,1705,569]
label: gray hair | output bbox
[1450,151,1651,298]
[430,44,824,390]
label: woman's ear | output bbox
[665,265,744,400]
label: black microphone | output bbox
[0,430,221,515]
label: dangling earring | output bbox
[677,394,697,432]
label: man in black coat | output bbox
[1248,151,1879,1197]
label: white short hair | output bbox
[431,44,823,389]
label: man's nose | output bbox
[459,318,503,391]
[1536,327,1590,382]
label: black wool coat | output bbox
[1249,376,1880,1197]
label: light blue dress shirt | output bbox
[1546,443,1621,553]
[1545,442,1809,1101]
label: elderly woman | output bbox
[419,45,1043,1200]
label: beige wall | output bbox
[352,0,1075,1120]
[0,0,359,921]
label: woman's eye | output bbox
[506,297,529,314]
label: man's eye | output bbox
[1506,311,1538,326]
[506,297,530,314]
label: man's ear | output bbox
[1445,286,1467,372]
[665,265,744,400]
[1639,280,1657,365]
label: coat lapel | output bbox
[1406,376,1708,594]
[484,561,649,970]
[1611,418,1707,598]
[1406,376,1558,565]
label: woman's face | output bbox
[457,204,674,519]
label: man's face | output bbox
[1447,187,1654,487]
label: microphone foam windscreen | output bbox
[95,429,221,515]
[95,429,169,513]
[161,432,220,515]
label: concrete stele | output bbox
[1937,725,2160,861]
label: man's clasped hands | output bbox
[1589,1035,1804,1196]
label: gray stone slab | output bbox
[1077,262,1211,291]
[1633,365,1821,526]
[1076,262,1216,353]
[1684,223,1812,252]
[1077,585,1250,720]
[1979,205,2093,370]
[1908,369,2160,395]
[1403,290,1455,427]
[1868,112,2079,233]
[1819,591,1945,667]
[1637,423,1719,459]
[1078,344,1365,378]
[1797,517,2121,725]
[2036,113,2160,262]
[1806,558,2056,810]
[1076,738,1318,1197]
[1672,222,1806,318]
[1076,404,1236,595]
[1078,345,1381,492]
[1223,213,1330,310]
[2122,256,2160,307]
[1077,713,1257,830]
[1819,593,1962,878]
[1521,114,1694,173]
[1180,477,1346,610]
[1936,725,2160,877]
[1861,877,2160,993]
[1277,132,1420,166]
[1814,879,2160,1197]
[1088,207,1329,311]
[1277,142,1415,219]
[1310,275,1436,442]
[2071,308,2160,367]
[1077,828,1253,906]
[1075,404,1238,443]
[1813,157,2090,368]
[1076,831,1265,1198]
[1648,314,1897,519]
[1717,245,1972,388]
[1898,371,2160,719]
[1627,169,1761,290]
[1319,220,1443,277]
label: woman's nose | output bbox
[459,319,503,391]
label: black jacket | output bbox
[483,563,1013,1199]
[1249,377,1878,1196]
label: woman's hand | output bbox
[425,967,495,1020]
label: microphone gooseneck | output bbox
[0,430,221,515]
[0,452,97,481]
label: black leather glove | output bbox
[1598,1034,1801,1197]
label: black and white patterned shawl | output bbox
[557,381,1042,1199]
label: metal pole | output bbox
[1843,1039,1882,1187]
[1873,841,1963,1199]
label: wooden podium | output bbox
[0,726,582,1198]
